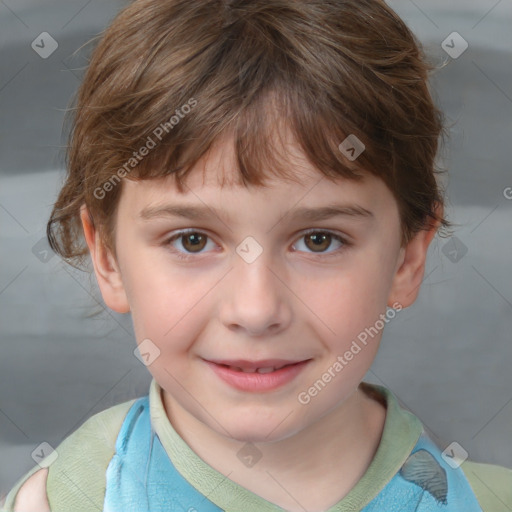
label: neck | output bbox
[162,384,387,511]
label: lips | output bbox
[206,359,305,373]
[203,358,311,392]
[227,365,286,373]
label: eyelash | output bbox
[162,228,351,261]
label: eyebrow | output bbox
[139,203,374,223]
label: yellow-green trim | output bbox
[463,460,512,512]
[3,379,511,511]
[149,379,424,512]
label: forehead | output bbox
[118,134,397,224]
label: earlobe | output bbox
[387,218,441,309]
[80,204,130,314]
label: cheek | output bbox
[303,249,396,349]
[124,250,215,351]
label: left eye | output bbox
[164,230,214,258]
[163,229,348,260]
[293,230,346,255]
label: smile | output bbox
[220,363,293,373]
[203,358,312,392]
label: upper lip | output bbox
[204,358,310,370]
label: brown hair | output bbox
[48,0,451,270]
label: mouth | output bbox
[215,363,297,373]
[206,358,308,372]
[203,358,312,392]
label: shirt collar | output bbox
[149,378,423,512]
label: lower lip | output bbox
[205,360,310,392]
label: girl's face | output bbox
[84,133,432,443]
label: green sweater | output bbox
[3,379,512,511]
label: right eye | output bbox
[163,229,217,260]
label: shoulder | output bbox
[3,398,139,511]
[462,460,512,512]
[48,397,139,468]
[74,397,140,440]
[12,468,50,512]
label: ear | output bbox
[80,204,130,314]
[387,205,442,309]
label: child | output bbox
[3,0,511,510]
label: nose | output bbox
[218,249,292,337]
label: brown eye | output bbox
[304,232,333,253]
[164,230,214,260]
[180,232,207,253]
[293,230,348,257]
[164,229,349,261]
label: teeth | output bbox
[229,366,257,373]
[256,367,276,374]
[226,364,293,373]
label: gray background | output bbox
[1,0,511,500]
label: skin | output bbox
[77,130,440,512]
